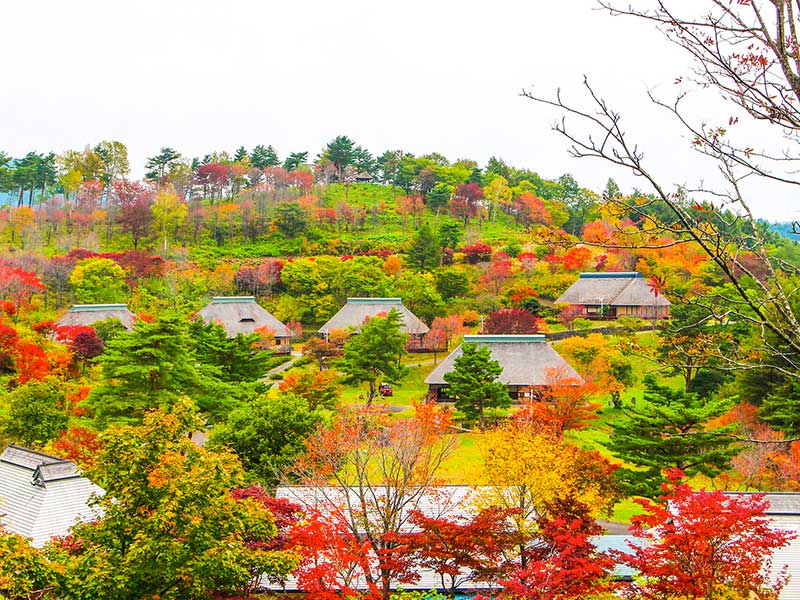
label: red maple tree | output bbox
[621,469,795,599]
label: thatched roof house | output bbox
[196,296,292,342]
[319,298,429,338]
[425,334,582,401]
[556,272,670,319]
[56,304,136,331]
[0,445,103,547]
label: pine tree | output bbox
[233,146,249,163]
[188,319,272,382]
[608,375,739,498]
[251,144,279,169]
[406,222,441,271]
[443,343,511,430]
[335,309,409,404]
[87,312,206,424]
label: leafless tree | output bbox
[523,1,800,387]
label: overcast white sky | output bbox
[3,0,797,221]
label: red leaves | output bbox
[14,341,49,384]
[622,470,795,599]
[50,427,102,469]
[484,308,545,335]
[402,506,521,592]
[501,496,614,600]
[0,262,45,307]
[561,246,593,271]
[647,274,667,297]
[55,324,105,361]
[461,242,493,264]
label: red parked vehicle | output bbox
[378,383,393,397]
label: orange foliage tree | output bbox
[290,404,457,599]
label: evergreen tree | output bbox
[233,146,249,163]
[273,202,308,238]
[406,222,441,271]
[426,182,453,210]
[144,147,182,181]
[443,343,511,430]
[438,221,462,250]
[87,312,206,424]
[283,151,308,172]
[608,375,739,498]
[335,309,409,404]
[322,135,356,181]
[251,144,279,168]
[188,319,272,382]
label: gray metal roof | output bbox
[556,272,670,307]
[424,335,583,387]
[270,485,626,592]
[724,492,800,515]
[196,296,292,338]
[56,304,136,330]
[0,446,103,547]
[318,298,429,335]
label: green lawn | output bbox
[330,329,689,524]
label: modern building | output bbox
[196,296,293,351]
[555,272,670,319]
[0,446,103,547]
[55,304,136,331]
[424,334,582,402]
[319,298,429,341]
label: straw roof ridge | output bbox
[556,272,670,307]
[196,296,291,338]
[319,298,429,335]
[425,336,582,387]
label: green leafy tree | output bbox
[272,202,308,238]
[427,182,454,210]
[50,400,298,599]
[93,140,130,184]
[405,222,441,271]
[87,312,207,424]
[69,258,127,304]
[0,530,56,599]
[336,309,409,404]
[443,342,511,430]
[608,375,739,498]
[209,393,322,486]
[434,268,471,300]
[1,379,67,448]
[437,221,461,250]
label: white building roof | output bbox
[0,445,103,547]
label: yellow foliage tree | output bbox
[477,422,620,564]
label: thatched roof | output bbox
[556,272,670,307]
[56,304,136,330]
[425,334,583,387]
[197,296,292,338]
[319,298,429,336]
